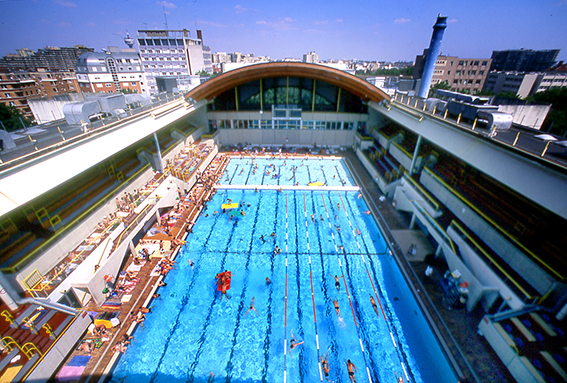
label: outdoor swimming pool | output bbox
[110,159,457,383]
[222,157,353,187]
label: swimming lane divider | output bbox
[283,193,289,383]
[303,193,324,382]
[321,193,373,383]
[338,192,410,383]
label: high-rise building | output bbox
[75,47,146,94]
[0,45,94,72]
[303,51,320,63]
[136,29,212,94]
[413,50,492,94]
[490,49,560,72]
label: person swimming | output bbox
[289,329,304,357]
[331,297,341,317]
[370,295,379,316]
[331,274,341,292]
[244,296,258,316]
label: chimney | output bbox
[417,15,448,99]
[197,30,203,44]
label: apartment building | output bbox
[413,50,492,93]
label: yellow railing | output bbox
[423,167,563,281]
[22,311,82,381]
[403,174,440,212]
[3,163,151,274]
[0,336,41,358]
[450,220,536,300]
[24,217,121,294]
[1,310,15,326]
[411,199,457,254]
[391,141,413,159]
[113,199,157,251]
[23,168,172,292]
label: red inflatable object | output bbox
[216,271,232,291]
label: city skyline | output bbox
[1,0,567,62]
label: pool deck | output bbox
[57,147,513,383]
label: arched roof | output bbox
[185,62,390,104]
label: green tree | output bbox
[0,103,32,132]
[428,81,451,97]
[526,87,567,136]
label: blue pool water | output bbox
[110,160,457,383]
[222,158,353,187]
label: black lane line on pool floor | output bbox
[321,193,374,383]
[244,161,254,185]
[291,191,309,383]
[338,192,410,383]
[335,192,386,382]
[261,190,277,383]
[146,210,224,383]
[302,192,324,382]
[186,197,242,381]
[343,194,415,383]
[222,189,258,382]
[309,191,342,383]
[229,164,240,185]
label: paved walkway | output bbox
[342,149,514,383]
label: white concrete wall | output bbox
[219,129,355,147]
[447,225,525,311]
[420,169,554,295]
[389,143,412,171]
[498,104,551,130]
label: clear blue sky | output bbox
[1,0,566,62]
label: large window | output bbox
[209,76,366,114]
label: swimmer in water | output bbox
[370,295,379,316]
[331,274,341,292]
[244,296,258,316]
[331,297,341,318]
[289,329,304,357]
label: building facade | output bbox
[0,45,93,72]
[0,45,92,119]
[303,51,320,63]
[413,51,492,94]
[0,69,80,118]
[490,49,560,72]
[484,71,567,98]
[136,29,212,94]
[75,48,145,94]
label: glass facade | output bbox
[208,119,364,131]
[208,77,368,114]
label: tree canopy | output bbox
[0,103,32,132]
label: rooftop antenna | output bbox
[143,22,148,30]
[163,3,169,30]
[124,30,135,48]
